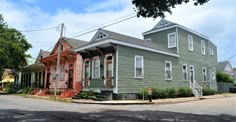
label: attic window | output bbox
[96,32,107,40]
[159,21,168,27]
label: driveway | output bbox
[0,95,235,122]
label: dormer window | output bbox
[144,38,151,42]
[96,32,107,40]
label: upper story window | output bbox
[92,57,100,79]
[202,67,207,82]
[165,61,172,80]
[135,55,144,78]
[61,45,63,51]
[182,64,188,81]
[188,35,193,51]
[211,72,215,80]
[144,38,151,42]
[210,48,214,55]
[201,40,206,55]
[168,32,176,48]
[60,65,64,80]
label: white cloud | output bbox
[0,0,235,67]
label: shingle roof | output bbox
[93,28,176,54]
[62,37,88,50]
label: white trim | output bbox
[202,67,207,82]
[210,48,214,55]
[91,30,109,42]
[201,40,206,55]
[144,38,152,42]
[134,55,144,78]
[104,54,114,86]
[75,39,179,57]
[176,27,179,53]
[168,32,177,48]
[143,25,209,40]
[182,64,188,81]
[92,56,100,79]
[115,46,119,93]
[165,61,172,80]
[103,56,106,86]
[188,35,193,51]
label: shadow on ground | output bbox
[0,109,235,122]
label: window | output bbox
[61,45,63,50]
[202,67,207,82]
[211,72,215,80]
[188,35,193,51]
[165,61,172,80]
[144,38,151,42]
[92,57,100,78]
[135,56,144,78]
[168,33,176,48]
[60,65,64,80]
[201,40,205,54]
[182,64,188,81]
[96,32,107,40]
[53,67,56,79]
[210,48,214,55]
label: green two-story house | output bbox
[74,19,217,99]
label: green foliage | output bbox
[22,87,33,94]
[140,87,193,99]
[202,88,216,96]
[132,0,209,18]
[0,14,32,78]
[3,83,14,93]
[216,72,234,83]
[79,91,95,99]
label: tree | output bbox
[0,14,32,79]
[216,72,234,83]
[132,0,209,18]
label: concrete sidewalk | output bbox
[72,93,236,105]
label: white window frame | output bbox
[168,32,176,48]
[189,65,195,82]
[210,48,214,55]
[182,64,188,81]
[165,61,172,80]
[134,55,144,78]
[92,56,100,79]
[188,35,193,51]
[144,38,151,42]
[211,72,215,80]
[201,40,206,55]
[202,67,207,82]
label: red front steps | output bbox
[60,89,76,98]
[38,88,49,96]
[30,88,40,95]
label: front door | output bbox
[189,65,194,86]
[68,69,73,89]
[46,73,50,88]
[84,61,90,88]
[106,56,113,88]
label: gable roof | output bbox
[74,28,178,57]
[35,49,50,63]
[217,61,232,72]
[50,37,88,55]
[143,18,210,41]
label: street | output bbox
[0,95,235,122]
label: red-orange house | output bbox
[40,37,88,96]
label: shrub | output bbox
[4,83,15,93]
[202,88,216,96]
[177,88,193,97]
[79,91,96,99]
[216,72,234,83]
[166,88,178,98]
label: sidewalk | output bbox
[72,93,236,105]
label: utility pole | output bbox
[54,23,64,96]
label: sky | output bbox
[0,0,235,67]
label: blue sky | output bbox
[0,0,236,67]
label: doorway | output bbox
[84,61,90,88]
[46,72,50,88]
[189,65,195,85]
[106,56,113,88]
[68,69,73,89]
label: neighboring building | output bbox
[40,37,88,94]
[217,61,235,79]
[16,50,50,89]
[1,69,15,88]
[74,19,218,99]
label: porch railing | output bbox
[191,81,203,97]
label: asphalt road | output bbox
[0,94,235,122]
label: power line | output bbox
[67,13,136,37]
[70,15,136,39]
[20,26,58,32]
